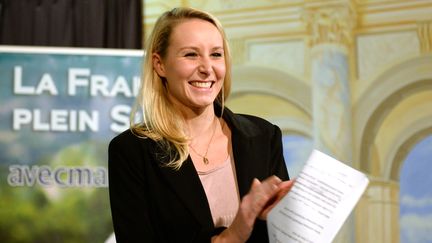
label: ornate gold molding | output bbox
[302,2,357,48]
[417,21,432,53]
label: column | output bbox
[303,1,357,242]
[356,179,400,243]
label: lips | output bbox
[189,81,214,88]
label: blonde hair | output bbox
[131,7,232,170]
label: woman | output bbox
[108,7,293,243]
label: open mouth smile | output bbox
[189,81,215,88]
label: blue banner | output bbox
[0,46,143,242]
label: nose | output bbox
[198,57,212,75]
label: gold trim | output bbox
[417,21,432,53]
[229,31,307,41]
[303,3,357,47]
[357,1,432,14]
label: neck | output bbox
[179,105,216,139]
[167,93,218,138]
[187,113,217,140]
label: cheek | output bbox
[214,62,226,80]
[171,62,197,79]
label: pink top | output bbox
[197,155,240,227]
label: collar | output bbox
[214,102,260,139]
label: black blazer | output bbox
[108,106,289,243]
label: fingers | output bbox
[251,178,261,190]
[225,177,291,242]
[278,179,294,193]
[258,179,295,220]
[253,176,282,195]
[245,176,282,218]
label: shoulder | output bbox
[108,128,155,153]
[235,113,275,128]
[223,108,281,138]
[108,129,161,174]
[109,129,136,148]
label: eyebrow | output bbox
[178,46,224,52]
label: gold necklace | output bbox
[189,117,218,165]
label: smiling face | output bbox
[153,18,226,114]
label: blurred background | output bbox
[1,0,431,242]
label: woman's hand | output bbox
[258,179,294,220]
[212,176,294,243]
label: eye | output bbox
[211,52,223,58]
[184,52,198,57]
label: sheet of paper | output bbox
[267,149,369,243]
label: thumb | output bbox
[251,178,261,189]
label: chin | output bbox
[191,100,214,109]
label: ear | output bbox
[152,53,166,78]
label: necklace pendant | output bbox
[203,157,209,165]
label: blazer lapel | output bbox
[222,108,259,198]
[158,156,214,229]
[231,130,254,198]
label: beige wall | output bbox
[143,1,432,242]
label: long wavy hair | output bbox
[130,7,232,170]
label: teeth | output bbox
[190,81,212,88]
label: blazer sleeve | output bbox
[248,124,290,243]
[108,133,157,243]
[270,124,290,181]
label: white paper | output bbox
[267,149,369,243]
